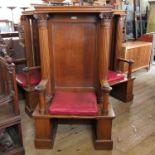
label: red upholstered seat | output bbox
[137,34,153,42]
[108,70,125,84]
[49,92,98,115]
[16,69,41,88]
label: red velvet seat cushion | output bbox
[49,92,98,115]
[137,34,153,42]
[108,70,125,84]
[16,69,41,88]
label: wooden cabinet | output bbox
[120,41,152,72]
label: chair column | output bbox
[98,12,112,113]
[94,12,115,150]
[35,14,52,98]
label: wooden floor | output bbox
[20,66,155,155]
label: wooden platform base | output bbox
[33,105,115,150]
[25,90,38,117]
[110,77,135,102]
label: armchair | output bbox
[16,66,41,115]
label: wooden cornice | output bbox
[22,5,125,16]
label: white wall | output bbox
[0,0,43,24]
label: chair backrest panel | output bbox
[49,15,98,91]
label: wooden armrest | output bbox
[22,66,40,72]
[117,57,134,78]
[35,79,48,92]
[13,58,27,64]
[117,57,134,64]
[100,80,111,90]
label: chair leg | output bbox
[110,78,135,102]
[93,105,115,150]
[34,116,57,149]
[25,90,38,116]
[94,116,113,150]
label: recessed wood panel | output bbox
[51,22,97,88]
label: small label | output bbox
[71,16,78,20]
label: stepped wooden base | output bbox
[110,78,135,102]
[33,105,115,150]
[3,147,25,155]
[94,140,113,150]
[25,90,38,117]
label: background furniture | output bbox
[120,41,152,72]
[0,56,24,155]
[147,0,155,33]
[15,17,41,116]
[0,25,40,116]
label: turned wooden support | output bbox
[35,14,52,97]
[99,13,113,114]
[126,60,134,78]
[8,63,20,115]
[35,79,48,114]
[117,57,134,78]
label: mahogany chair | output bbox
[0,56,24,154]
[20,5,135,150]
[27,7,121,150]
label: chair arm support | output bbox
[100,80,112,91]
[100,80,112,114]
[22,66,40,72]
[13,58,27,64]
[117,57,134,78]
[21,66,40,89]
[35,79,48,92]
[35,79,48,114]
[117,57,134,64]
